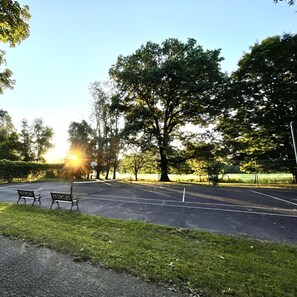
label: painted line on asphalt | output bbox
[85,194,292,212]
[84,196,297,218]
[249,190,297,207]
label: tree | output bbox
[0,0,31,94]
[120,152,146,181]
[19,119,33,161]
[110,38,226,181]
[274,0,295,5]
[219,34,297,180]
[186,138,227,185]
[119,145,158,180]
[18,118,53,162]
[0,0,30,46]
[68,120,94,154]
[0,109,20,160]
[90,81,122,180]
[67,120,94,178]
[31,118,53,162]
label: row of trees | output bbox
[67,33,297,182]
[1,1,296,182]
[0,109,53,162]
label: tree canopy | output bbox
[218,33,297,176]
[0,0,30,94]
[0,0,30,47]
[110,38,226,181]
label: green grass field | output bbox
[0,202,296,297]
[119,173,294,186]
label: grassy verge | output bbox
[0,203,296,297]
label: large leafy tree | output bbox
[110,38,226,181]
[0,0,30,94]
[219,34,297,178]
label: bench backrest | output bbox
[18,190,35,197]
[51,192,73,201]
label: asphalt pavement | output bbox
[0,180,297,243]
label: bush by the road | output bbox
[0,160,63,182]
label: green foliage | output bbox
[0,0,30,47]
[0,50,14,94]
[120,149,158,180]
[219,33,297,177]
[68,120,94,159]
[18,118,54,162]
[110,38,227,181]
[0,160,63,182]
[0,109,20,160]
[186,138,227,184]
[0,0,30,94]
[68,120,93,149]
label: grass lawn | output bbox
[0,202,296,297]
[118,173,295,186]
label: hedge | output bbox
[0,160,64,182]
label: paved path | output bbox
[0,235,188,297]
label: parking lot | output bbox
[0,180,297,243]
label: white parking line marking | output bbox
[249,190,297,207]
[85,196,297,218]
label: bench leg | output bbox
[50,201,59,209]
[33,196,41,206]
[17,197,26,204]
[70,201,79,212]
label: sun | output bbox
[63,148,90,178]
[69,154,81,167]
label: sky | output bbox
[1,0,296,162]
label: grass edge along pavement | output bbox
[0,203,296,297]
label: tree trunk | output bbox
[113,163,117,179]
[105,165,110,180]
[159,149,170,182]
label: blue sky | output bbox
[1,0,296,162]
